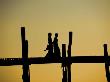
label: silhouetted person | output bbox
[45,33,53,58]
[53,33,61,59]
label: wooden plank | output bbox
[0,56,110,66]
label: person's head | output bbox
[55,33,58,37]
[48,33,52,37]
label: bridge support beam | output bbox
[104,44,110,82]
[21,27,30,82]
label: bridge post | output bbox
[104,44,110,82]
[67,32,72,82]
[21,27,30,82]
[62,44,67,82]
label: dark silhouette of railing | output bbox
[0,27,110,82]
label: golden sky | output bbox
[0,0,110,82]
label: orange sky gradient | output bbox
[0,0,110,82]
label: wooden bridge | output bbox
[0,27,110,82]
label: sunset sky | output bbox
[0,0,110,82]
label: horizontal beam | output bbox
[71,56,110,63]
[0,56,110,66]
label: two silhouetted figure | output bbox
[45,33,61,59]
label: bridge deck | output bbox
[0,56,110,66]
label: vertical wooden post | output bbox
[21,27,30,82]
[62,44,66,67]
[67,32,72,82]
[104,44,110,82]
[62,44,67,82]
[21,27,25,59]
